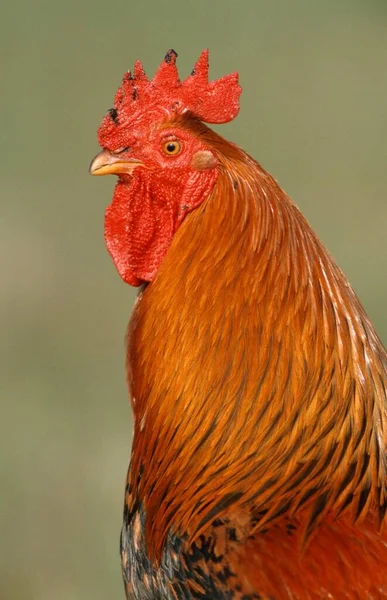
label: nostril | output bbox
[114,147,130,154]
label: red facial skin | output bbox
[103,125,218,286]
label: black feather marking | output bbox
[358,452,371,482]
[378,498,387,527]
[297,486,319,509]
[353,412,368,452]
[216,565,235,583]
[285,459,319,493]
[336,492,354,517]
[286,522,297,536]
[165,49,178,63]
[248,477,279,501]
[196,492,243,532]
[108,107,119,124]
[355,485,371,521]
[212,519,224,528]
[333,461,357,503]
[193,416,219,452]
[335,427,353,465]
[307,491,329,532]
[316,443,340,474]
[121,499,254,598]
[265,500,292,524]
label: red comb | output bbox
[98,50,241,147]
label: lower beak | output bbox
[89,150,144,176]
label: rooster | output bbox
[90,50,387,599]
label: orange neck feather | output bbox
[126,133,387,561]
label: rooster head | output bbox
[89,50,241,286]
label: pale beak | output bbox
[89,150,144,176]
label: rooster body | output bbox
[90,51,387,599]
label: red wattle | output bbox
[104,168,217,286]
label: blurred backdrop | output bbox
[1,0,386,598]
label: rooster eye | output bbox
[162,140,182,156]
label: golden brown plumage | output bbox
[91,51,387,598]
[124,121,387,597]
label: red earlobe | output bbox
[190,150,218,171]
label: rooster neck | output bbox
[126,152,387,561]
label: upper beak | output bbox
[89,150,144,176]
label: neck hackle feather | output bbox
[129,127,387,538]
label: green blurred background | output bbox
[1,0,386,598]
